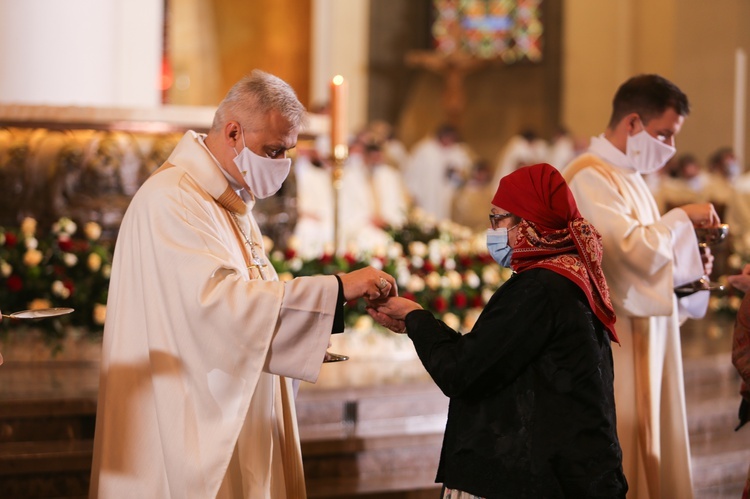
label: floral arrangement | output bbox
[270,211,510,333]
[0,210,510,340]
[0,217,111,337]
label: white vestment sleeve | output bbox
[660,208,704,287]
[660,208,710,320]
[264,275,338,382]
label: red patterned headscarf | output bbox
[492,163,618,343]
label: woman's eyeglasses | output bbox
[489,212,512,230]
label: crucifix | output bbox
[406,49,489,128]
[405,22,490,127]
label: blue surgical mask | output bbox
[487,228,513,267]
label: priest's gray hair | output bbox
[211,70,306,132]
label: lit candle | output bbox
[330,75,348,160]
[735,48,747,168]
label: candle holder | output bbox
[324,145,349,364]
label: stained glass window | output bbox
[432,0,543,63]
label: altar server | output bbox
[90,70,396,499]
[563,74,719,499]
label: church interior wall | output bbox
[563,0,749,169]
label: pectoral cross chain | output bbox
[229,211,268,279]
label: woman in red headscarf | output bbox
[369,164,627,498]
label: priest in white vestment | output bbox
[338,142,409,252]
[404,124,472,222]
[563,75,720,499]
[291,149,334,259]
[89,71,397,499]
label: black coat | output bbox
[405,268,628,498]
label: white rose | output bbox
[28,298,51,310]
[102,264,112,279]
[288,257,303,272]
[83,222,102,241]
[0,261,11,277]
[21,217,37,237]
[441,312,460,331]
[93,303,107,325]
[411,255,424,270]
[25,237,38,250]
[23,249,43,267]
[0,232,5,245]
[462,308,482,332]
[286,235,300,251]
[406,275,425,293]
[371,244,387,258]
[446,270,463,289]
[278,272,294,282]
[481,287,494,304]
[409,241,427,258]
[444,258,456,271]
[52,280,71,299]
[425,271,442,290]
[369,258,383,270]
[464,270,481,289]
[87,253,102,272]
[396,264,411,288]
[63,253,78,267]
[387,242,403,259]
[64,219,77,235]
[262,235,274,253]
[481,266,501,286]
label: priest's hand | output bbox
[680,203,721,228]
[701,247,714,277]
[338,267,397,302]
[729,264,750,293]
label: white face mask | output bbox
[626,128,676,175]
[233,127,291,199]
[726,161,741,180]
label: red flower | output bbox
[453,292,467,309]
[459,255,473,268]
[423,261,434,273]
[471,295,484,308]
[402,292,416,302]
[320,253,333,264]
[343,253,357,266]
[58,237,73,252]
[284,248,296,259]
[433,296,447,313]
[63,280,75,296]
[5,232,17,247]
[7,274,22,292]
